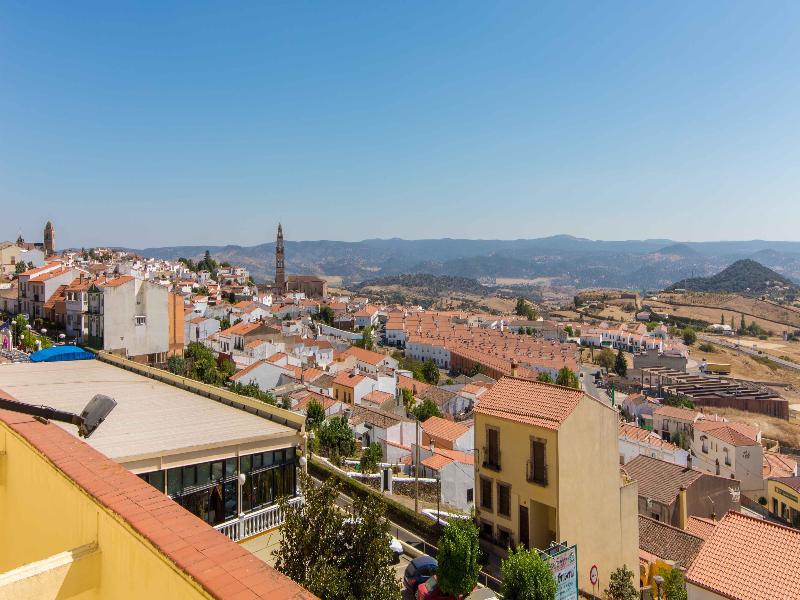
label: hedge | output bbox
[308,457,443,544]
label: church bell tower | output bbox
[275,223,285,292]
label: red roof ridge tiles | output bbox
[0,405,314,599]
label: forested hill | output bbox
[667,259,797,294]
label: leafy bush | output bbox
[437,518,481,596]
[501,546,556,600]
[698,342,717,353]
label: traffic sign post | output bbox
[589,564,598,599]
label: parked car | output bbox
[404,555,437,593]
[417,575,478,600]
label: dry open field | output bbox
[653,292,800,330]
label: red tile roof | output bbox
[421,415,470,443]
[653,405,701,421]
[694,420,759,446]
[333,370,367,388]
[763,452,797,479]
[473,376,585,430]
[342,346,389,366]
[102,275,135,288]
[619,422,680,452]
[686,511,800,600]
[0,404,314,600]
[685,516,718,540]
[397,374,432,395]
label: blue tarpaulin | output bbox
[29,346,96,363]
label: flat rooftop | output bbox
[0,360,296,465]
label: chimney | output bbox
[678,486,688,530]
[686,453,693,471]
[511,360,518,378]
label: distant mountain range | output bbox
[667,259,798,294]
[132,236,800,290]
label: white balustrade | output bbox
[214,496,303,542]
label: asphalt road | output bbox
[697,333,800,372]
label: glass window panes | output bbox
[264,451,274,467]
[286,447,296,461]
[225,458,237,478]
[211,461,223,481]
[167,468,182,496]
[274,449,284,465]
[183,465,196,487]
[149,470,165,492]
[197,462,211,486]
[253,453,262,469]
[240,455,252,474]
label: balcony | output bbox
[527,460,548,486]
[482,447,501,472]
[214,496,303,542]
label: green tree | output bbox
[682,327,697,346]
[316,305,335,326]
[317,416,356,462]
[306,398,326,430]
[740,313,746,333]
[721,313,725,325]
[166,356,185,375]
[501,546,557,600]
[436,517,481,597]
[359,442,383,474]
[564,325,574,337]
[409,398,442,422]
[421,358,440,384]
[14,262,26,274]
[605,566,638,600]
[400,387,415,409]
[12,314,27,345]
[536,372,554,384]
[555,367,580,389]
[356,325,374,350]
[614,348,628,376]
[515,297,538,320]
[662,567,688,600]
[595,348,616,371]
[469,362,485,376]
[274,472,400,600]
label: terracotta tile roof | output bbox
[623,455,703,505]
[44,284,68,309]
[638,515,706,568]
[686,511,800,600]
[29,267,75,283]
[653,405,701,421]
[333,370,367,388]
[619,423,680,452]
[102,275,135,288]
[763,452,797,479]
[309,373,335,389]
[348,405,410,429]
[302,368,324,382]
[685,516,718,540]
[421,415,470,443]
[473,376,584,430]
[267,352,288,363]
[421,453,452,471]
[433,447,474,465]
[418,386,457,408]
[342,346,389,366]
[0,406,315,600]
[362,390,394,405]
[694,420,759,446]
[397,374,432,395]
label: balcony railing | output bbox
[482,447,501,471]
[526,460,548,486]
[215,496,303,542]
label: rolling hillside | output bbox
[668,259,798,294]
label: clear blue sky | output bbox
[3,2,800,248]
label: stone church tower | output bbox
[43,221,55,257]
[275,223,286,292]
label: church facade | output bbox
[269,224,327,298]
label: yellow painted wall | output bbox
[557,396,639,593]
[767,479,800,521]
[474,394,639,596]
[0,422,215,599]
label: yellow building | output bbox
[0,400,315,599]
[474,376,639,594]
[766,476,800,526]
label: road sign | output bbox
[589,564,598,586]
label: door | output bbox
[519,505,529,548]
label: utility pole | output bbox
[414,418,420,514]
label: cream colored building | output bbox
[474,376,639,594]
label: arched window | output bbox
[701,435,708,454]
[724,447,731,466]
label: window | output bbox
[484,427,501,470]
[135,315,146,326]
[479,521,494,540]
[480,476,493,511]
[701,436,708,454]
[467,488,474,503]
[724,447,731,466]
[497,483,511,517]
[528,438,547,485]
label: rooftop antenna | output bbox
[0,394,117,438]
